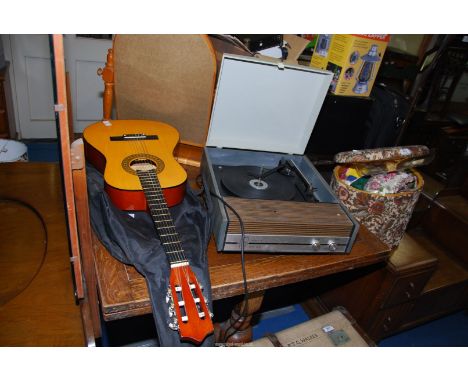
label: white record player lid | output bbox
[206,54,333,155]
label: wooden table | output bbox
[93,222,390,343]
[89,155,390,343]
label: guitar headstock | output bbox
[167,265,214,344]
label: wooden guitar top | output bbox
[83,120,187,192]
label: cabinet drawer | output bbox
[369,303,413,341]
[382,270,434,309]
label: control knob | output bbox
[327,240,337,252]
[311,240,320,251]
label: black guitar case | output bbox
[86,164,214,347]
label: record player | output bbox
[201,54,359,253]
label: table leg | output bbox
[215,290,265,345]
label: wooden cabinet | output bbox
[369,303,414,339]
[0,66,10,139]
[381,269,435,309]
[305,213,468,342]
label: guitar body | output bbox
[83,120,187,210]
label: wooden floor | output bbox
[0,162,84,346]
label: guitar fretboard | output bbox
[136,169,187,265]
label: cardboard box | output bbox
[209,34,311,70]
[244,308,373,347]
[310,34,390,97]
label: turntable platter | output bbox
[220,165,297,200]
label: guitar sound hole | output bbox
[122,153,165,175]
[130,158,157,171]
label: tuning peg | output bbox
[168,313,179,331]
[168,321,179,331]
[166,288,173,304]
[168,306,175,317]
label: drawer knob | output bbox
[409,282,415,289]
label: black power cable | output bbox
[207,192,250,343]
[195,175,251,344]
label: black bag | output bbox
[364,84,410,149]
[86,165,214,347]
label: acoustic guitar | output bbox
[83,120,214,344]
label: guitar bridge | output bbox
[110,134,158,141]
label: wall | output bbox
[0,37,5,69]
[388,35,426,57]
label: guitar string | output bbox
[121,123,210,332]
[123,128,174,261]
[131,127,196,321]
[126,128,187,308]
[134,130,186,264]
[127,129,182,262]
[114,126,180,328]
[115,124,189,331]
[131,127,193,296]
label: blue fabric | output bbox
[25,142,59,162]
[252,304,310,340]
[379,311,468,347]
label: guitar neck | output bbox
[136,169,187,265]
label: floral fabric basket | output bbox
[330,146,429,248]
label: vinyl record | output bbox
[220,166,297,200]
